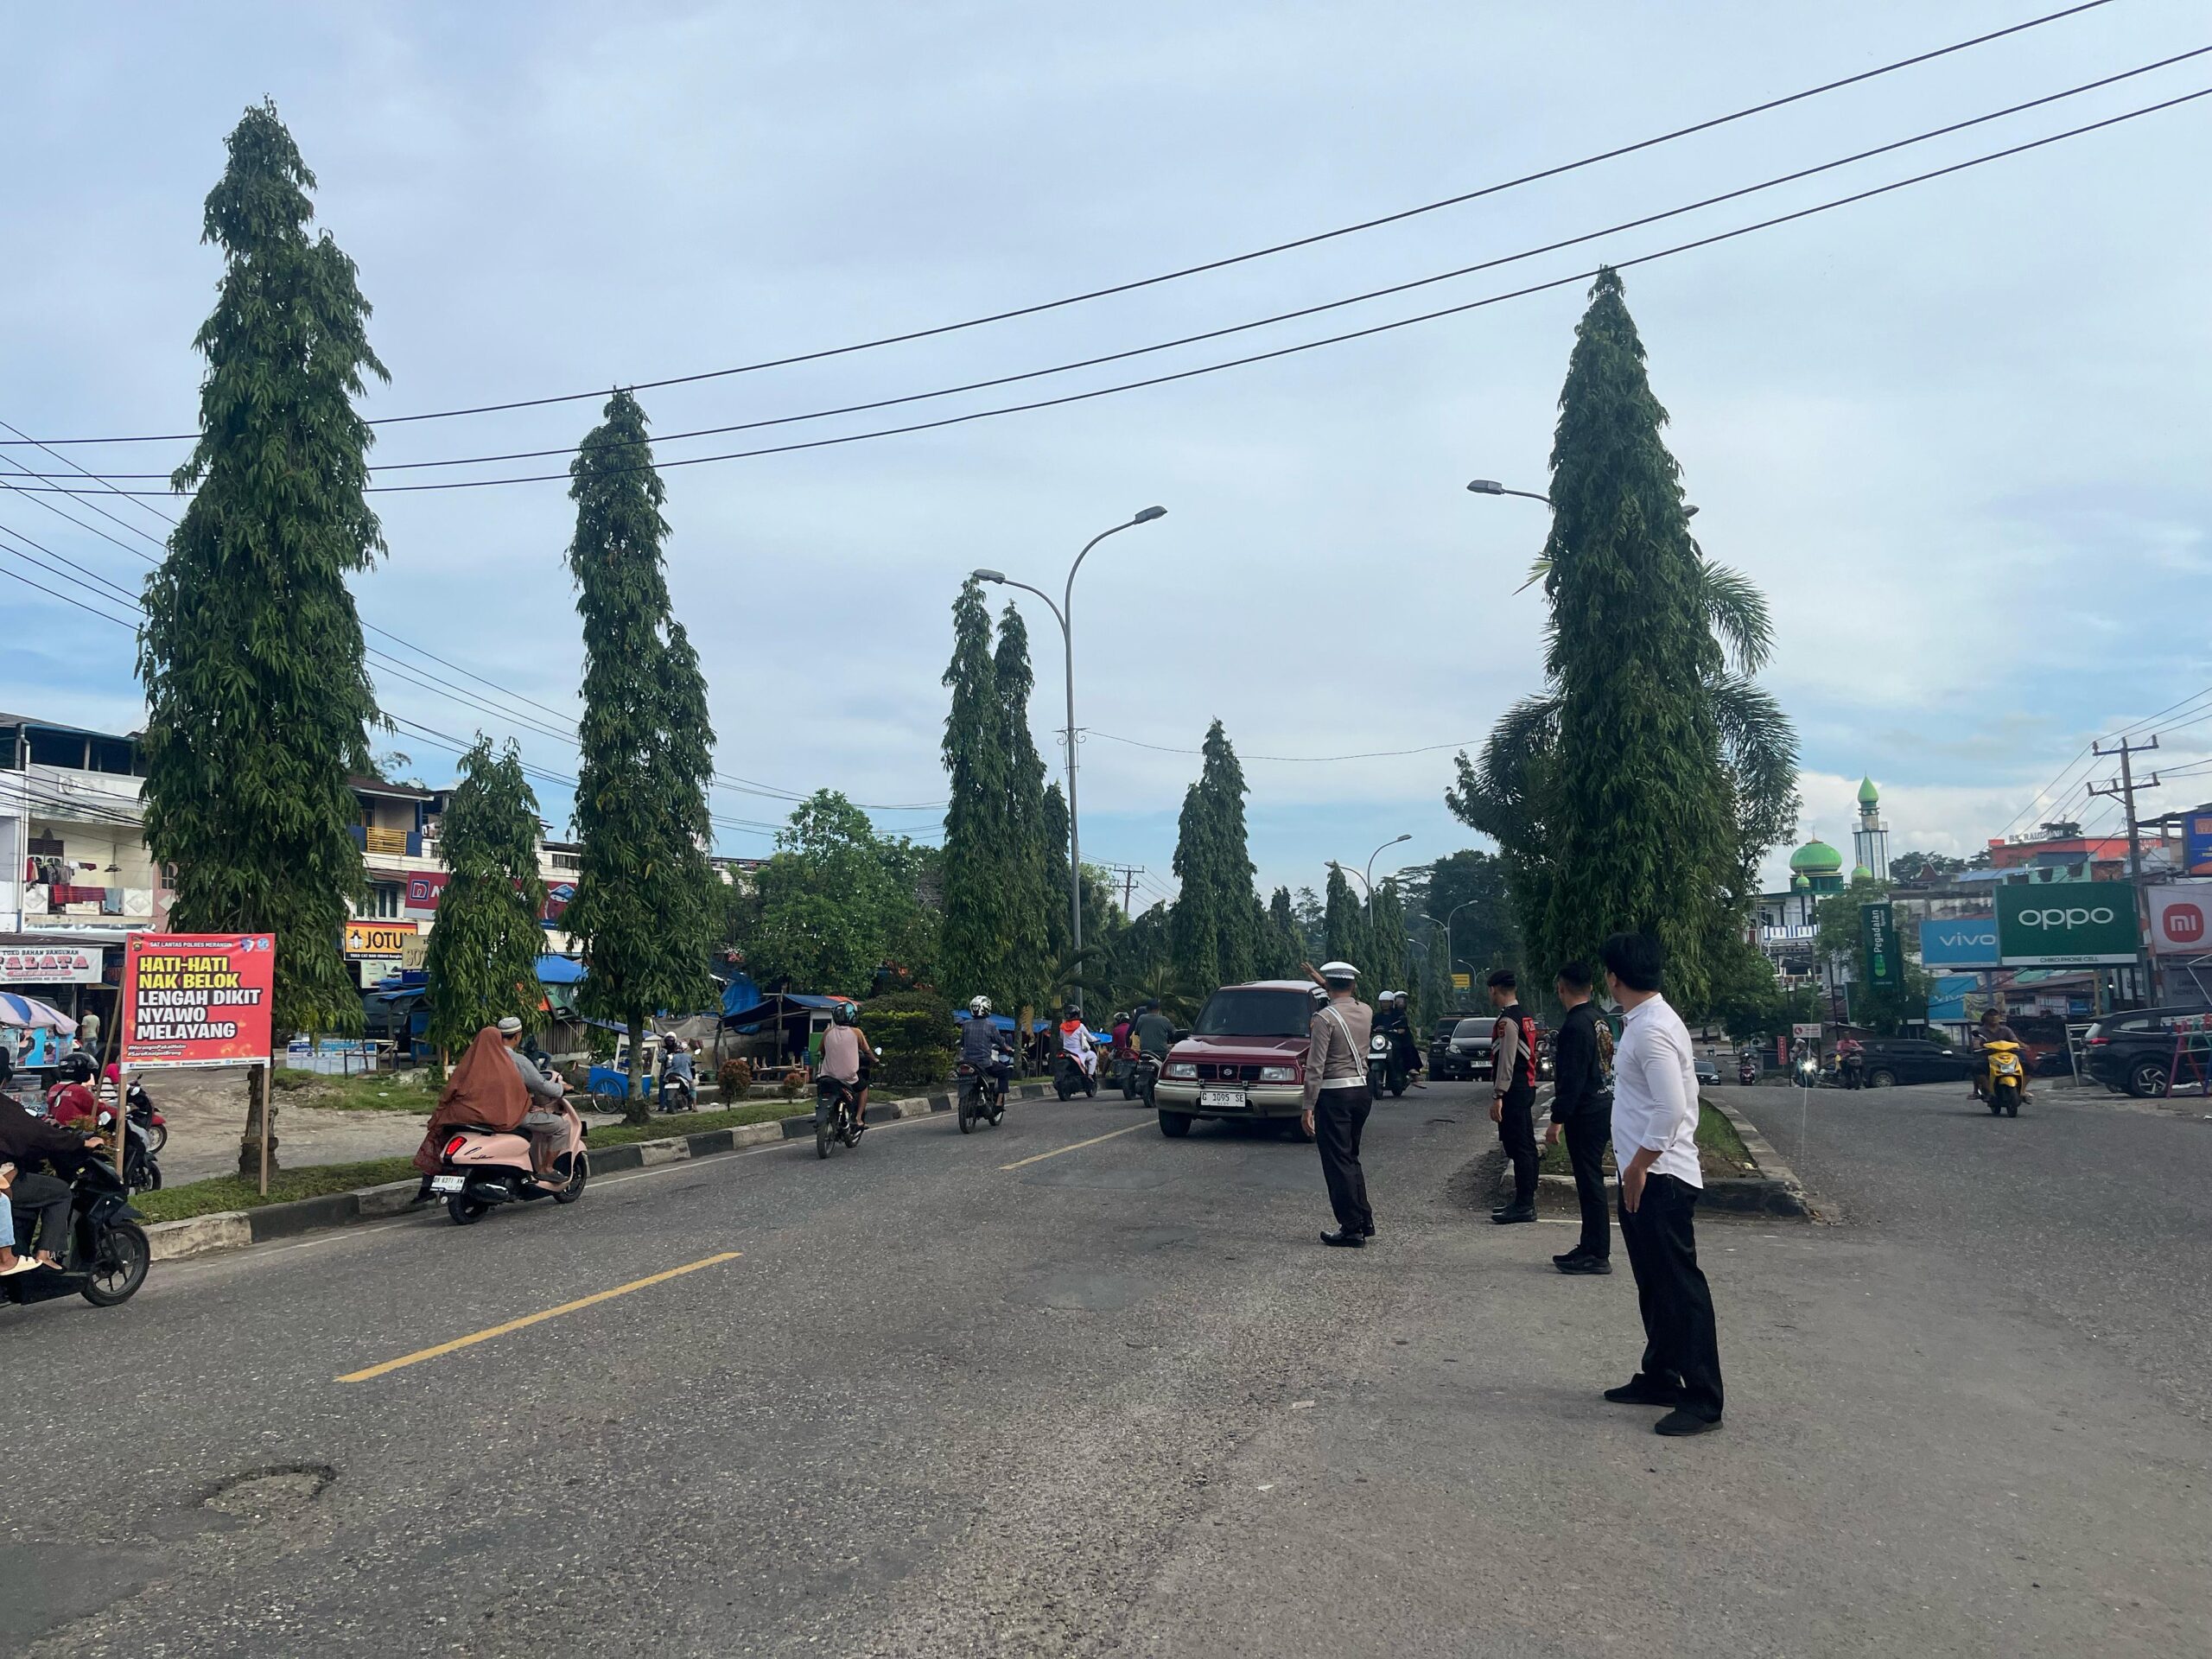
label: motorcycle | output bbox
[2,1151,151,1310]
[658,1071,697,1113]
[1981,1039,2026,1117]
[1130,1051,1161,1108]
[957,1052,1011,1134]
[427,1064,589,1225]
[92,1103,161,1195]
[1054,1047,1099,1101]
[1793,1054,1822,1089]
[1366,1034,1409,1099]
[1738,1052,1761,1086]
[815,1075,865,1157]
[126,1078,166,1154]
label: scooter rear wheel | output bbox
[957,1088,976,1134]
[447,1193,489,1225]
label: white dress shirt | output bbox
[1610,994,1703,1188]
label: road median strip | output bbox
[144,1083,1055,1264]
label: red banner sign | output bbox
[120,933,276,1069]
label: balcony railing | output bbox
[349,826,423,858]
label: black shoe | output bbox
[1555,1255,1611,1274]
[1604,1376,1683,1407]
[1654,1408,1722,1437]
[1362,1223,1376,1238]
[1319,1227,1366,1249]
[1491,1204,1537,1225]
[1551,1249,1581,1266]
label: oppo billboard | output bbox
[1994,884,2138,967]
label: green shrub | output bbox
[860,989,957,1090]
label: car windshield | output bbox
[1452,1019,1491,1040]
[1192,988,1315,1039]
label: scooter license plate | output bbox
[1198,1088,1245,1109]
[430,1175,465,1194]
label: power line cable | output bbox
[34,44,2209,486]
[1090,728,1490,763]
[41,80,2205,500]
[4,0,2122,448]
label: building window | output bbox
[367,882,404,919]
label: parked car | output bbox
[2083,1005,2212,1097]
[1154,981,1321,1139]
[1427,1017,1475,1080]
[1853,1037,1977,1089]
[1446,1016,1496,1079]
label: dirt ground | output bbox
[147,1070,434,1185]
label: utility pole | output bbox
[1103,864,1146,917]
[2089,734,2160,1007]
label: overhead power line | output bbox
[26,43,2211,490]
[1089,729,1489,764]
[22,81,2209,500]
[2,0,2124,450]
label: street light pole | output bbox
[973,504,1165,961]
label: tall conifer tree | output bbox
[1169,721,1259,992]
[994,605,1053,1018]
[563,391,716,1116]
[423,739,545,1055]
[1264,887,1305,978]
[938,579,1008,1002]
[139,103,383,1174]
[1322,866,1370,976]
[1451,269,1795,1009]
[1370,879,1408,996]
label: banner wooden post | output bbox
[257,1058,271,1198]
[100,989,125,1182]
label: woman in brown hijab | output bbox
[413,1026,531,1176]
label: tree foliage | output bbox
[1169,721,1260,993]
[995,605,1055,1015]
[1322,866,1369,974]
[139,102,384,1065]
[1262,887,1306,979]
[1891,849,1966,886]
[562,390,716,1110]
[1448,269,1796,1008]
[1813,874,1932,1035]
[1370,879,1408,997]
[937,579,1010,1002]
[423,739,545,1053]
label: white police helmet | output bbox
[1319,960,1359,982]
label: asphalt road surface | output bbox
[5,1077,2207,1656]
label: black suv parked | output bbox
[1854,1038,1977,1088]
[2084,1006,2210,1097]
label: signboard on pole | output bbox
[1861,902,1898,988]
[2185,811,2212,877]
[1791,1022,1823,1041]
[1995,884,2138,967]
[0,944,104,987]
[119,933,275,1069]
[1920,916,1999,969]
[2147,886,2209,956]
[1451,972,1471,991]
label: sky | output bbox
[4,0,2209,917]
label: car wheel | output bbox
[1158,1110,1192,1138]
[1866,1068,1899,1090]
[2128,1060,2171,1098]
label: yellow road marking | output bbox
[336,1251,742,1383]
[1000,1121,1148,1172]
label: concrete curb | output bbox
[145,1082,1053,1264]
[1494,1094,1813,1220]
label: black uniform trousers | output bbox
[1560,1109,1611,1260]
[1497,1080,1538,1207]
[1313,1085,1374,1234]
[1618,1173,1725,1421]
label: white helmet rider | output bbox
[969,995,993,1018]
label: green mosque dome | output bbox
[1858,775,1880,806]
[1789,838,1845,874]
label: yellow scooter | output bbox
[1981,1039,2026,1117]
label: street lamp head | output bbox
[971,568,1007,583]
[1392,832,1412,845]
[1133,505,1166,524]
[1466,479,1504,495]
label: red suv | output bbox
[1154,980,1319,1140]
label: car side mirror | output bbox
[1172,1028,1190,1041]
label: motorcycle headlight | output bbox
[1258,1065,1294,1084]
[1165,1061,1197,1079]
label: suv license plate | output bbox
[1198,1088,1245,1109]
[430,1175,465,1194]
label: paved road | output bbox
[5,1079,2207,1656]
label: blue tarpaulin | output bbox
[719,974,763,1018]
[537,954,586,985]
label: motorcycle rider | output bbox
[497,1015,570,1180]
[818,1002,873,1136]
[1058,1004,1099,1084]
[1374,991,1421,1088]
[959,995,1014,1116]
[1133,1001,1175,1060]
[1971,1007,2030,1103]
[659,1036,696,1108]
[0,1085,102,1270]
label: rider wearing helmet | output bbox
[1374,990,1421,1082]
[819,1001,874,1129]
[959,995,1014,1116]
[1058,1002,1099,1081]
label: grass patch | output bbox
[270,1069,442,1114]
[1538,1097,1756,1180]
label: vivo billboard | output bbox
[1921,916,1999,969]
[1995,884,2138,967]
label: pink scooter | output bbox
[428,1091,589,1226]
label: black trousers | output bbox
[1497,1084,1537,1206]
[1618,1173,1724,1421]
[1560,1111,1611,1260]
[1313,1087,1374,1233]
[9,1170,72,1258]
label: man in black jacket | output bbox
[0,1085,102,1268]
[1546,961,1613,1274]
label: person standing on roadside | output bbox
[1545,961,1612,1274]
[1301,961,1375,1249]
[1486,969,1541,1225]
[1599,931,1724,1436]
